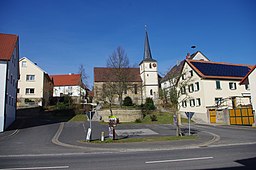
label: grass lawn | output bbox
[138,112,190,124]
[69,114,87,122]
[88,135,197,143]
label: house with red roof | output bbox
[175,59,252,124]
[240,65,256,126]
[50,74,88,104]
[17,57,53,107]
[0,33,19,132]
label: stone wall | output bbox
[97,109,142,122]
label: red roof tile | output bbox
[0,33,18,61]
[50,74,82,86]
[94,67,142,82]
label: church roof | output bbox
[140,31,156,64]
[94,67,142,82]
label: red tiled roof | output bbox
[94,67,142,82]
[50,74,82,86]
[240,65,256,85]
[0,33,18,61]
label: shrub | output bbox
[145,98,156,110]
[135,118,142,123]
[123,96,133,106]
[150,114,158,121]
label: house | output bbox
[240,65,256,126]
[177,59,252,123]
[0,33,19,132]
[17,57,53,107]
[50,74,88,104]
[93,31,159,105]
[161,51,209,90]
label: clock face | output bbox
[153,63,156,67]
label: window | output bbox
[194,82,200,91]
[25,88,35,94]
[189,70,193,77]
[26,75,35,81]
[181,86,186,94]
[216,81,221,90]
[21,61,27,67]
[245,84,250,90]
[196,98,201,107]
[149,63,152,69]
[17,88,20,93]
[150,89,153,95]
[190,99,195,107]
[124,85,127,94]
[215,97,222,106]
[182,74,186,80]
[229,82,237,90]
[134,84,138,94]
[188,84,194,93]
[10,75,13,85]
[182,100,187,108]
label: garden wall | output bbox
[97,109,142,122]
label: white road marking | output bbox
[145,156,213,164]
[0,166,69,170]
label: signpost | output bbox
[185,112,194,135]
[86,111,95,141]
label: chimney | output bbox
[186,53,190,59]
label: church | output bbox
[93,31,160,105]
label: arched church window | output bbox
[149,63,152,68]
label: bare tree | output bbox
[161,67,194,136]
[106,46,131,107]
[102,82,116,116]
[78,64,88,87]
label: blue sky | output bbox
[1,0,255,88]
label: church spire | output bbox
[142,28,156,62]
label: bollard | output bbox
[101,132,104,142]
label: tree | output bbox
[162,67,194,136]
[102,82,116,116]
[78,64,88,87]
[106,46,131,107]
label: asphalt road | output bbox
[0,112,256,169]
[0,144,255,169]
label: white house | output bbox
[161,51,209,90]
[50,74,88,104]
[0,33,19,132]
[17,57,53,107]
[240,65,256,126]
[177,59,252,123]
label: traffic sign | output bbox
[185,112,194,119]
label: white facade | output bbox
[140,61,159,101]
[0,46,19,132]
[248,68,256,114]
[53,85,86,98]
[17,57,53,107]
[178,62,250,123]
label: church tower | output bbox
[139,30,159,102]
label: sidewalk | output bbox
[53,121,218,152]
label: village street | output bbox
[0,113,255,169]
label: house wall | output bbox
[53,85,87,104]
[0,61,7,132]
[0,46,19,132]
[18,58,44,106]
[248,69,256,114]
[43,75,53,106]
[93,82,143,105]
